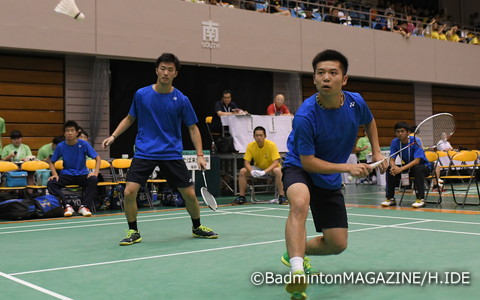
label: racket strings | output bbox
[415,114,455,148]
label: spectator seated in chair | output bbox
[233,126,287,205]
[46,120,101,217]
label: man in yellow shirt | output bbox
[233,126,287,205]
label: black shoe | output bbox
[233,196,246,205]
[192,225,219,239]
[278,195,288,205]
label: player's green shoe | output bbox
[285,270,308,300]
[281,252,320,275]
[119,229,142,246]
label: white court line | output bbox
[0,206,264,230]
[221,211,432,229]
[9,225,384,277]
[0,271,72,300]
[271,206,480,225]
[0,211,191,230]
[0,207,276,235]
[391,226,480,236]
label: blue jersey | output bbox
[51,140,98,176]
[389,136,431,168]
[129,86,198,160]
[284,91,373,189]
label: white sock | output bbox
[289,256,304,273]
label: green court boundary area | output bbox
[0,205,478,300]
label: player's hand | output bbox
[251,170,263,178]
[197,155,207,170]
[102,136,115,148]
[371,153,387,174]
[257,170,266,177]
[389,165,402,176]
[87,172,98,178]
[48,175,59,182]
[349,163,370,178]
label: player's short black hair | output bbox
[10,130,22,139]
[394,122,411,132]
[312,49,349,75]
[155,53,181,71]
[253,126,266,136]
[64,120,80,132]
[78,130,89,139]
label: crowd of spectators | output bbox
[184,0,479,45]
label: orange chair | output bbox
[439,151,479,206]
[22,160,50,190]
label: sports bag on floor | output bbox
[0,199,35,220]
[33,195,64,218]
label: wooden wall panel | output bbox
[432,86,480,150]
[0,54,64,155]
[65,55,109,159]
[0,96,63,110]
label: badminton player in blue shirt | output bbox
[102,53,218,245]
[280,49,387,299]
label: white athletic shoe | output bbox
[412,199,426,208]
[64,205,74,217]
[78,205,92,217]
[381,198,396,207]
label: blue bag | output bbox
[5,171,28,187]
[33,195,64,218]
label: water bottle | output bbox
[152,190,158,204]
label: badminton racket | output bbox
[200,170,217,211]
[350,113,455,179]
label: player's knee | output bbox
[289,201,309,217]
[273,167,282,177]
[239,168,248,177]
[123,188,137,201]
[331,241,348,254]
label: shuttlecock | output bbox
[54,0,85,21]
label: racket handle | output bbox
[369,160,384,169]
[348,159,385,181]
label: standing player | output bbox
[280,49,386,299]
[102,53,218,245]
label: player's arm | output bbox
[46,158,59,180]
[244,160,254,173]
[102,114,136,148]
[300,155,370,178]
[188,124,206,170]
[364,118,387,172]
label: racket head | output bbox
[200,187,217,211]
[414,113,455,148]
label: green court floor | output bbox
[0,185,479,300]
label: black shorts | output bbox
[126,158,193,188]
[282,165,348,232]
